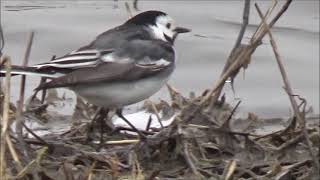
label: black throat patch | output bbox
[164,33,174,44]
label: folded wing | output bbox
[36,40,175,90]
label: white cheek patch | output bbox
[148,25,166,41]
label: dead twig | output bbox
[147,170,160,180]
[62,162,75,180]
[251,0,278,43]
[0,56,12,178]
[145,115,152,131]
[5,135,22,170]
[16,31,34,160]
[221,100,241,128]
[211,0,251,102]
[22,122,49,146]
[222,160,237,180]
[15,147,48,179]
[277,133,304,151]
[202,0,292,105]
[84,161,96,180]
[125,2,133,18]
[114,126,155,136]
[255,3,320,173]
[182,142,204,179]
[133,0,139,11]
[148,100,164,128]
[105,139,139,145]
[233,0,251,50]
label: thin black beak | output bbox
[173,27,191,34]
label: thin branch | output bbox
[222,100,241,128]
[212,0,251,102]
[201,0,292,105]
[125,2,133,18]
[182,142,203,179]
[5,135,22,170]
[251,0,278,43]
[22,122,49,146]
[149,100,164,128]
[275,133,304,151]
[145,115,152,131]
[0,56,11,178]
[233,0,250,50]
[105,139,139,145]
[222,160,237,180]
[255,3,320,173]
[133,0,139,11]
[114,126,155,136]
[16,31,34,160]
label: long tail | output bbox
[0,65,61,78]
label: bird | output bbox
[0,10,190,138]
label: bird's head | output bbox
[125,10,190,44]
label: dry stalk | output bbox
[145,115,152,131]
[221,100,241,128]
[0,56,11,179]
[233,0,251,50]
[84,161,96,180]
[15,147,48,179]
[211,0,251,102]
[255,3,320,173]
[62,162,75,180]
[133,0,139,11]
[251,0,278,43]
[125,2,133,18]
[16,31,34,160]
[201,0,292,105]
[22,122,49,146]
[105,139,139,145]
[147,100,164,128]
[5,135,22,170]
[223,160,237,180]
[182,142,203,179]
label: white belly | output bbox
[72,75,170,108]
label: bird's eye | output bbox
[166,23,171,29]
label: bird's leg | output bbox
[86,107,109,143]
[116,109,146,139]
[99,108,109,146]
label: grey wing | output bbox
[32,25,151,71]
[101,39,175,64]
[82,24,153,50]
[36,40,175,90]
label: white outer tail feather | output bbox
[0,69,61,78]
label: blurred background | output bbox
[1,0,319,118]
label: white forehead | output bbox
[155,15,174,25]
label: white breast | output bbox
[72,75,170,108]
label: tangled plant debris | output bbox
[0,0,319,179]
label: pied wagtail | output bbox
[0,10,190,137]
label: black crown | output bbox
[124,10,167,26]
